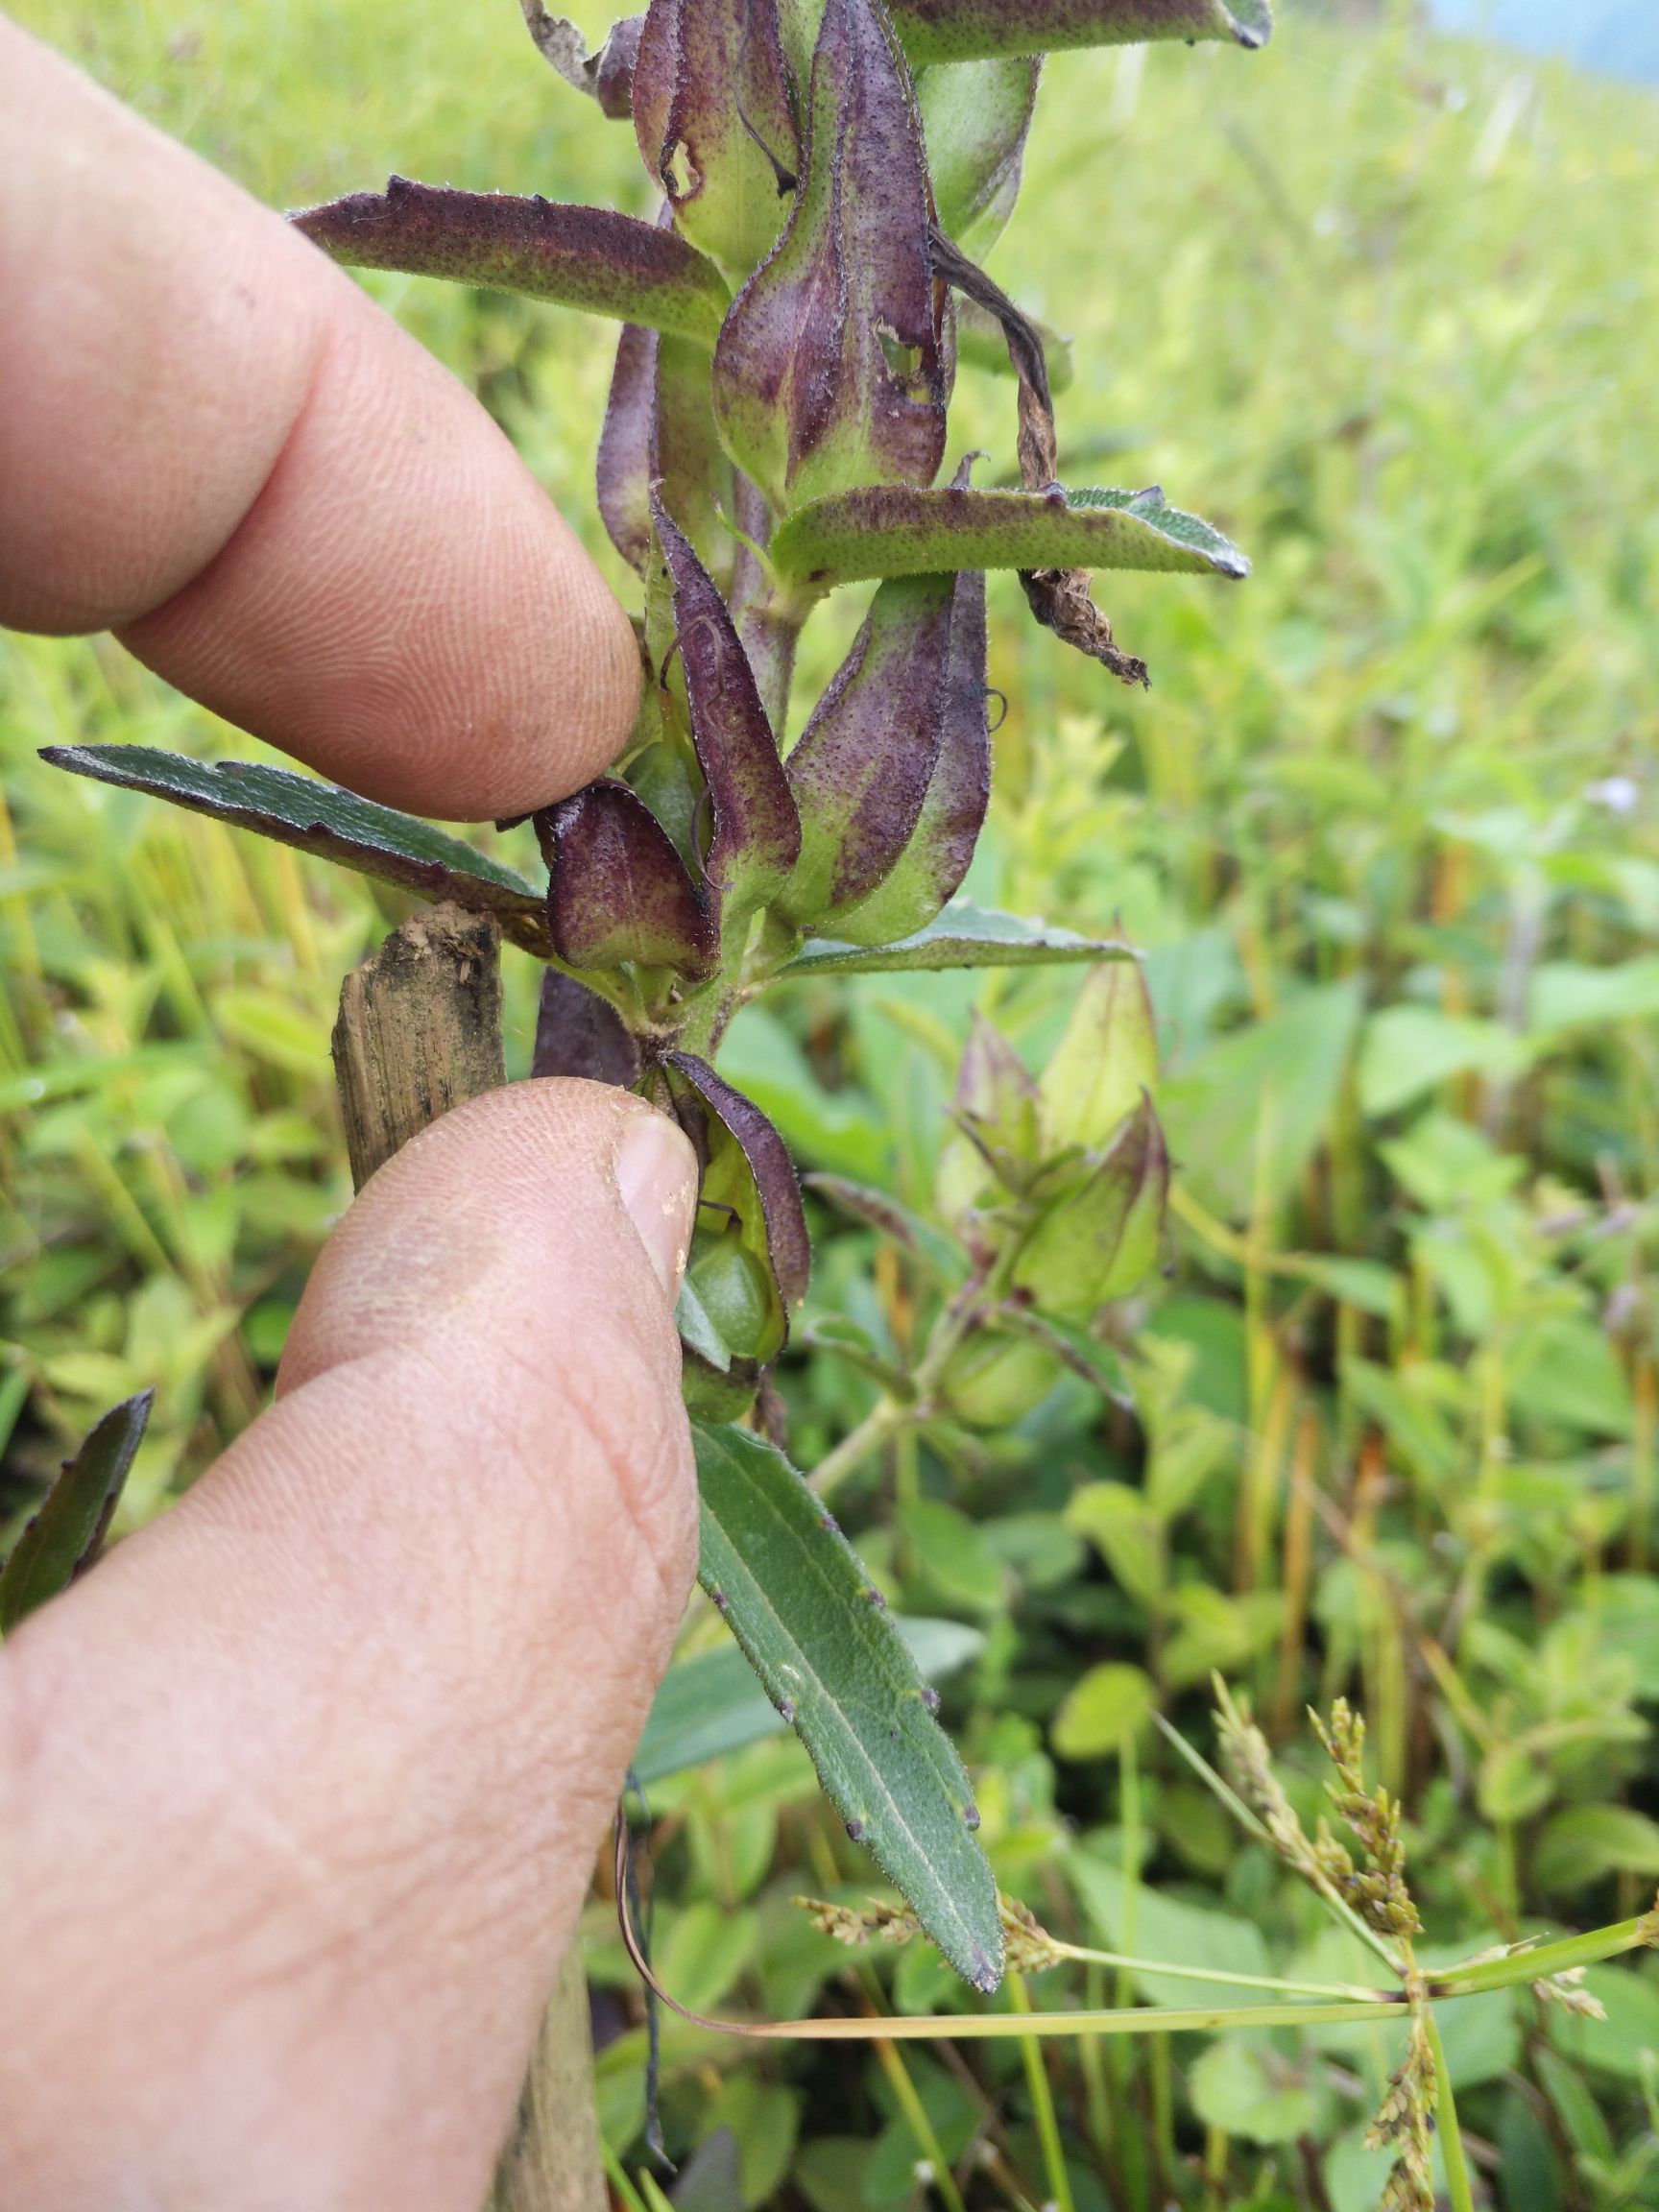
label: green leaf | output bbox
[39,745,551,955]
[1357,1004,1533,1118]
[634,1616,983,1783]
[781,901,1134,975]
[887,0,1271,67]
[1189,2036,1319,2146]
[693,1421,1003,1989]
[771,481,1249,590]
[1529,956,1659,1034]
[1535,1805,1659,1891]
[0,1391,152,1634]
[1051,1661,1156,1759]
[292,178,731,344]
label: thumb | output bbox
[0,1079,698,2212]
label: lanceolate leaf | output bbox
[772,481,1250,589]
[824,565,989,946]
[291,179,731,346]
[544,780,719,976]
[633,0,802,275]
[0,1392,152,1635]
[635,1614,984,1782]
[40,745,551,955]
[781,574,959,923]
[782,900,1135,975]
[887,0,1272,67]
[531,968,643,1087]
[711,0,949,512]
[693,1420,1004,1990]
[652,497,801,909]
[667,1052,811,1310]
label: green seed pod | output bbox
[942,1333,1065,1427]
[1011,1096,1168,1323]
[685,1221,777,1362]
[1038,957,1158,1158]
[916,56,1039,254]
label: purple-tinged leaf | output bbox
[633,0,802,276]
[887,0,1271,65]
[782,900,1135,975]
[544,779,719,977]
[531,968,643,1088]
[597,325,733,576]
[917,56,1040,252]
[40,744,553,956]
[291,178,730,346]
[667,1051,811,1314]
[781,574,957,925]
[0,1391,153,1634]
[771,481,1250,589]
[711,0,950,512]
[826,563,989,945]
[651,496,802,909]
[519,6,644,115]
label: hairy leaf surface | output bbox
[888,0,1272,66]
[693,1421,1003,1988]
[783,900,1135,974]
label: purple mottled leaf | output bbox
[711,0,949,512]
[781,574,956,924]
[634,0,801,275]
[667,1051,810,1312]
[917,56,1039,252]
[544,779,718,976]
[772,481,1250,589]
[598,324,733,575]
[887,0,1271,65]
[291,178,730,345]
[651,495,801,907]
[531,968,643,1088]
[826,563,989,945]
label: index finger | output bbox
[0,17,638,820]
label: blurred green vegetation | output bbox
[5,2,1659,2204]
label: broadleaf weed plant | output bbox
[15,0,1659,2204]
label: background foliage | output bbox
[4,1,1659,2203]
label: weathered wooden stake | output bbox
[331,902,608,2212]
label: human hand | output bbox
[0,17,697,2206]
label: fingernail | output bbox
[615,1109,698,1299]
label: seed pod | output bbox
[1011,1096,1169,1322]
[824,561,988,947]
[934,1011,1039,1221]
[1038,958,1157,1156]
[917,56,1039,253]
[651,494,802,915]
[531,968,643,1088]
[667,1051,811,1414]
[633,0,803,277]
[542,779,719,977]
[712,0,950,514]
[596,321,733,577]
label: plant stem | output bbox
[1049,1942,1382,2004]
[1011,1974,1076,2212]
[1430,1911,1659,1994]
[1427,2014,1477,2212]
[872,2036,970,2212]
[810,1395,906,1497]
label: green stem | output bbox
[1012,1975,1076,2212]
[1426,2014,1477,2212]
[872,2037,970,2212]
[1430,1912,1657,1995]
[599,2143,650,2212]
[1050,1941,1381,2004]
[809,1395,905,1498]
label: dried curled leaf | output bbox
[520,5,644,116]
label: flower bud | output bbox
[712,0,950,514]
[597,321,733,577]
[933,1012,1039,1224]
[1038,958,1157,1157]
[916,57,1039,252]
[1011,1096,1169,1322]
[633,0,803,277]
